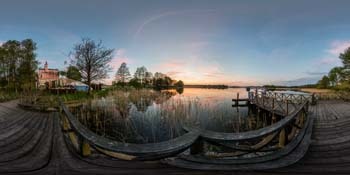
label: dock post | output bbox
[81,139,91,157]
[311,93,317,105]
[63,116,69,131]
[279,128,286,148]
[236,93,239,111]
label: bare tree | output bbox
[71,38,114,94]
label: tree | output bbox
[66,65,82,81]
[175,80,184,87]
[145,71,153,85]
[328,67,344,87]
[116,62,131,84]
[17,39,39,90]
[128,78,142,88]
[340,47,350,69]
[153,76,173,88]
[2,40,21,91]
[70,38,114,94]
[317,75,330,89]
[164,76,172,86]
[0,39,39,92]
[134,66,147,85]
[59,71,67,77]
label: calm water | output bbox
[71,88,271,143]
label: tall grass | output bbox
[70,89,270,143]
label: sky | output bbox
[1,0,350,86]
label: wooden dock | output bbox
[0,99,349,174]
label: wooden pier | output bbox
[0,96,349,174]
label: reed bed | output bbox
[70,89,271,144]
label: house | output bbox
[37,61,59,88]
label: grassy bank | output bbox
[300,88,350,101]
[0,91,19,102]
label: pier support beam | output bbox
[190,138,204,155]
[279,128,286,148]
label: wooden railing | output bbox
[58,98,200,160]
[185,100,309,152]
[166,99,312,170]
[248,90,312,115]
[58,92,312,170]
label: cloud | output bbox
[304,71,328,76]
[186,41,210,50]
[229,80,260,86]
[313,40,348,67]
[151,55,233,84]
[166,71,183,77]
[327,40,350,56]
[316,57,340,65]
[109,48,132,69]
[134,9,216,39]
[102,49,133,85]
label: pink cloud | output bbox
[109,48,132,69]
[152,56,233,84]
[317,57,340,65]
[229,80,260,86]
[313,40,348,68]
[327,40,350,56]
[158,60,186,70]
[103,48,133,85]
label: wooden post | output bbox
[63,116,69,131]
[311,93,316,105]
[81,139,91,157]
[286,100,289,115]
[262,94,264,107]
[236,92,239,109]
[279,128,286,147]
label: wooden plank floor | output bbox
[0,100,349,174]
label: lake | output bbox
[70,88,273,143]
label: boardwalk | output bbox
[0,100,349,174]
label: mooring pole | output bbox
[286,100,289,115]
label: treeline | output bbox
[263,84,317,91]
[184,84,228,89]
[0,39,39,92]
[317,47,350,90]
[114,62,184,89]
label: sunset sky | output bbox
[1,0,350,85]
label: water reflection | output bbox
[69,88,275,143]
